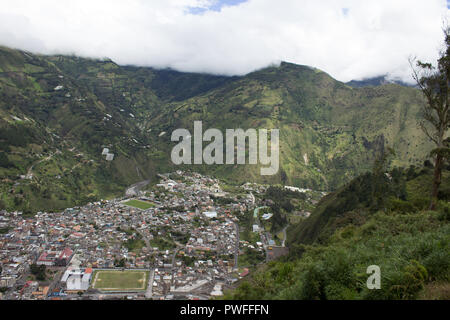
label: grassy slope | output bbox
[224,166,450,300]
[0,47,162,212]
[287,166,450,246]
[149,62,431,189]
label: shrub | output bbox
[437,203,450,222]
[388,198,417,214]
[422,249,450,281]
[387,261,428,299]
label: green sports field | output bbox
[123,199,155,210]
[91,270,149,291]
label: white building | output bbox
[262,213,273,220]
[203,211,217,219]
[62,268,92,291]
[210,283,223,296]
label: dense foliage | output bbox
[225,166,450,300]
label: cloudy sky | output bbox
[0,0,448,82]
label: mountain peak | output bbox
[346,75,414,88]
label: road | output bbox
[234,222,239,268]
[145,269,155,299]
[171,248,179,267]
[137,230,151,250]
[125,179,151,197]
[281,225,288,247]
[45,268,64,300]
[25,153,55,179]
[254,206,286,262]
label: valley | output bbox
[0,45,448,301]
[0,46,433,215]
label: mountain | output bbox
[346,75,414,88]
[0,46,433,213]
[224,165,450,300]
[147,62,431,188]
[287,163,450,246]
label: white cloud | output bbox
[0,0,448,82]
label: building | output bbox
[203,211,217,219]
[31,286,49,299]
[62,267,92,293]
[37,248,73,266]
[0,276,16,288]
[239,268,249,278]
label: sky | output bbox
[0,0,448,83]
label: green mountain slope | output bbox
[0,47,160,212]
[0,47,434,212]
[150,62,431,188]
[287,164,450,246]
[224,165,450,300]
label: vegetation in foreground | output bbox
[223,165,450,300]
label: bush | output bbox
[387,261,428,299]
[423,249,450,281]
[29,264,46,281]
[299,264,326,300]
[388,198,417,214]
[0,152,12,168]
[437,203,450,222]
[410,197,430,210]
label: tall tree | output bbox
[411,27,450,210]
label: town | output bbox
[0,171,313,300]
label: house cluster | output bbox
[0,171,258,300]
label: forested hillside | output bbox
[224,165,450,300]
[0,46,433,213]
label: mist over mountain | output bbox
[346,75,415,88]
[0,0,447,83]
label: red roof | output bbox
[240,268,249,277]
[59,247,73,260]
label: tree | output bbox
[30,263,46,281]
[371,147,395,211]
[411,27,450,210]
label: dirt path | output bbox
[25,153,55,179]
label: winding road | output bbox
[25,153,55,179]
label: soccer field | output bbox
[123,199,155,210]
[91,270,149,291]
